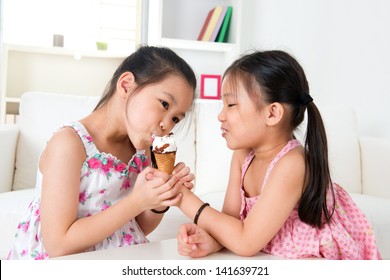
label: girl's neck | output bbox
[82,105,129,144]
[252,138,291,162]
[81,107,136,163]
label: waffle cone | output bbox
[154,152,176,174]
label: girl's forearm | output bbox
[43,192,144,257]
[178,187,205,221]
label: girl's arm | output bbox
[134,147,165,236]
[178,148,305,257]
[40,128,183,257]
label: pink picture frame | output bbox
[200,74,221,100]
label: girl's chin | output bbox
[225,140,242,151]
[130,140,148,151]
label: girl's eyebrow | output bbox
[222,93,235,98]
[163,91,176,104]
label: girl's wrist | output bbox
[125,192,146,214]
[178,188,207,222]
[194,203,210,224]
[177,187,191,209]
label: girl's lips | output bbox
[150,134,157,145]
[221,127,228,138]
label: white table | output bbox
[54,238,287,260]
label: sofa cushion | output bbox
[322,107,362,193]
[13,92,99,191]
[172,109,196,177]
[350,193,390,259]
[296,106,362,194]
[359,137,390,199]
[0,124,19,193]
[194,100,232,196]
[0,189,35,259]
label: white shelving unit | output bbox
[0,44,128,124]
[147,0,243,81]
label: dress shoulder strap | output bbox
[241,150,255,182]
[261,139,302,191]
[63,122,98,157]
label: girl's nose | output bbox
[217,108,225,122]
[159,121,166,132]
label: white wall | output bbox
[241,0,390,139]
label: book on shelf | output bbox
[197,7,215,40]
[216,6,233,43]
[209,6,228,42]
[201,6,223,41]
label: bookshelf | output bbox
[0,44,128,124]
[147,0,243,82]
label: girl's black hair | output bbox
[94,45,197,110]
[224,50,335,228]
[94,45,197,169]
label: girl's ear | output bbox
[117,71,136,98]
[265,102,284,126]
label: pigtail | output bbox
[298,102,335,228]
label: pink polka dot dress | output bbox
[239,139,381,259]
[7,122,150,259]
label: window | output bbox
[1,0,141,53]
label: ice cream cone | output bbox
[152,133,177,174]
[154,151,176,174]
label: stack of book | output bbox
[197,6,233,42]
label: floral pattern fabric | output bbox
[239,139,382,259]
[7,122,150,259]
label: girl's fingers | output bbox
[177,224,197,255]
[145,169,170,182]
[150,183,182,208]
[173,165,191,178]
[154,169,187,195]
[179,172,195,183]
[172,162,185,175]
[182,182,194,190]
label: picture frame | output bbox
[200,74,221,100]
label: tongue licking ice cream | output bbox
[152,133,177,174]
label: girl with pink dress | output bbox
[176,50,381,259]
[8,46,196,259]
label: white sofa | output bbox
[1,92,389,259]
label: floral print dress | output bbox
[7,122,150,259]
[240,139,381,259]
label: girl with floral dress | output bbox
[8,45,196,259]
[176,50,381,259]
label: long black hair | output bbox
[224,50,334,228]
